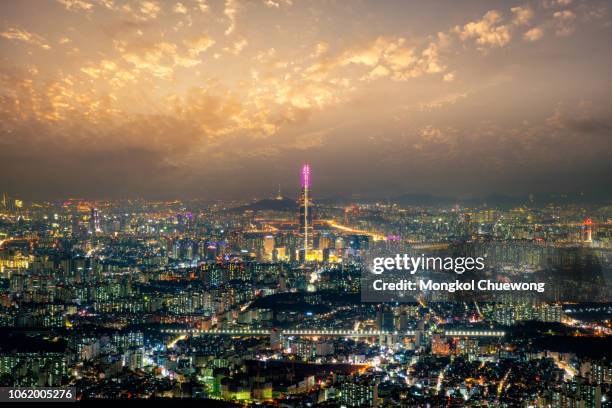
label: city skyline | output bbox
[0,176,610,404]
[1,0,611,200]
[0,2,611,404]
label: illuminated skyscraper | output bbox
[584,218,593,243]
[299,164,313,257]
[263,235,275,260]
[89,207,101,235]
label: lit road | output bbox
[552,356,577,379]
[324,220,387,241]
[496,369,511,401]
[436,363,450,393]
[167,334,187,348]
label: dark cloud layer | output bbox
[0,0,611,200]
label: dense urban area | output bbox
[0,170,611,406]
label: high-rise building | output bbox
[89,207,100,235]
[340,379,379,407]
[584,218,593,243]
[263,235,275,260]
[550,378,602,408]
[299,164,313,257]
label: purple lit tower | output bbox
[299,164,313,256]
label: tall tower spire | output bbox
[275,184,283,200]
[299,164,313,259]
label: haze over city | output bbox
[1,0,611,200]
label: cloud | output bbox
[553,10,576,36]
[456,10,511,48]
[511,6,534,25]
[364,65,390,80]
[254,47,277,63]
[311,42,329,58]
[173,2,188,14]
[272,80,340,110]
[263,0,292,8]
[185,34,215,57]
[545,100,612,135]
[340,37,393,67]
[119,41,177,78]
[523,27,544,41]
[553,10,576,20]
[140,1,161,19]
[414,92,469,111]
[307,36,447,83]
[443,72,455,82]
[224,36,248,55]
[194,0,209,12]
[0,0,610,198]
[0,27,51,49]
[57,0,94,11]
[117,0,163,22]
[95,0,116,10]
[224,0,239,35]
[57,0,94,12]
[382,99,612,194]
[0,65,284,198]
[116,40,206,79]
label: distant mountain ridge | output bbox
[230,192,611,212]
[390,192,612,207]
[230,197,298,212]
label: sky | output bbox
[0,0,611,200]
